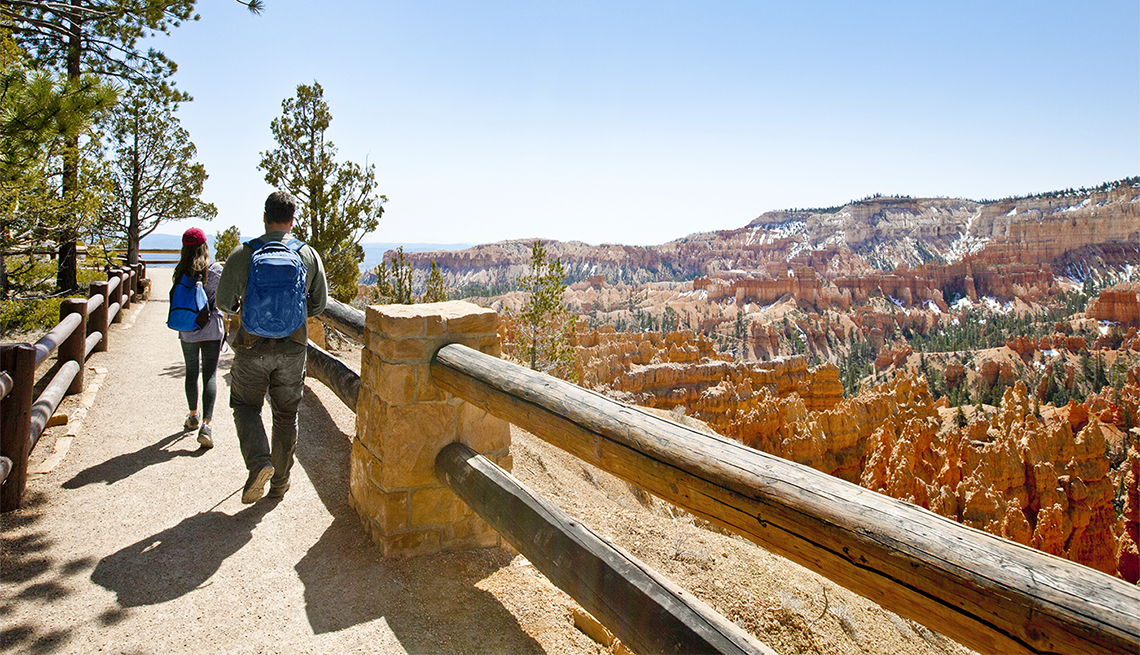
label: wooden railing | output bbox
[308,298,1139,655]
[111,248,179,267]
[0,265,143,510]
[309,299,772,654]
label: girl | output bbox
[173,227,225,448]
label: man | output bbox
[216,191,328,503]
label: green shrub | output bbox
[0,297,64,336]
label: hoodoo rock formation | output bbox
[1087,282,1140,327]
[570,340,1135,581]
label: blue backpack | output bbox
[242,238,309,338]
[167,272,210,332]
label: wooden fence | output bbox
[0,265,143,510]
[307,297,1140,655]
[110,248,179,267]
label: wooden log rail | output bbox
[0,265,144,509]
[317,296,366,342]
[431,343,1140,655]
[0,370,13,487]
[305,341,360,412]
[112,248,178,266]
[303,304,778,654]
[437,441,776,655]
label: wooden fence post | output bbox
[120,267,131,310]
[132,263,146,300]
[110,269,124,324]
[88,281,109,353]
[60,298,87,394]
[0,344,35,511]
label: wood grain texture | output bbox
[306,341,360,412]
[432,343,1140,655]
[318,297,366,342]
[1,344,35,511]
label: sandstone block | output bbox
[358,395,390,457]
[369,305,427,338]
[307,318,326,348]
[415,362,447,402]
[349,439,375,495]
[350,474,409,534]
[459,403,510,453]
[441,516,499,551]
[376,362,417,405]
[410,486,463,526]
[377,337,433,363]
[379,403,457,488]
[445,307,498,333]
[381,528,442,558]
[354,388,372,438]
[478,335,502,357]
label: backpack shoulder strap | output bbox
[245,238,265,252]
[285,239,305,252]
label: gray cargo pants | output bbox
[229,340,307,488]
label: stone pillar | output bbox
[350,301,510,557]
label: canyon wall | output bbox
[401,183,1138,311]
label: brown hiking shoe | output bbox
[241,464,275,504]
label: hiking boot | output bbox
[241,464,275,504]
[197,423,213,449]
[184,413,200,431]
[267,481,290,498]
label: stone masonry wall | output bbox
[350,301,510,557]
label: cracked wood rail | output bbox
[431,343,1140,655]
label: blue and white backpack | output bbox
[241,238,309,338]
[167,272,210,331]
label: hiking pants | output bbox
[181,339,222,420]
[229,341,307,486]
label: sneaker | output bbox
[184,413,200,431]
[241,464,275,504]
[267,481,290,498]
[197,423,213,449]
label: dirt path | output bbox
[1,282,974,655]
[1,284,602,655]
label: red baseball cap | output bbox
[182,227,207,246]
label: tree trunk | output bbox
[128,112,141,267]
[56,0,84,292]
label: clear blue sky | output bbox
[155,1,1139,246]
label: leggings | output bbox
[181,339,222,420]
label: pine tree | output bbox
[1,0,261,291]
[259,81,385,302]
[214,226,241,262]
[96,83,216,265]
[0,33,114,298]
[514,241,576,378]
[373,246,414,304]
[424,260,446,303]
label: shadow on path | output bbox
[62,431,206,489]
[90,500,278,608]
[292,386,545,653]
[1,492,98,655]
